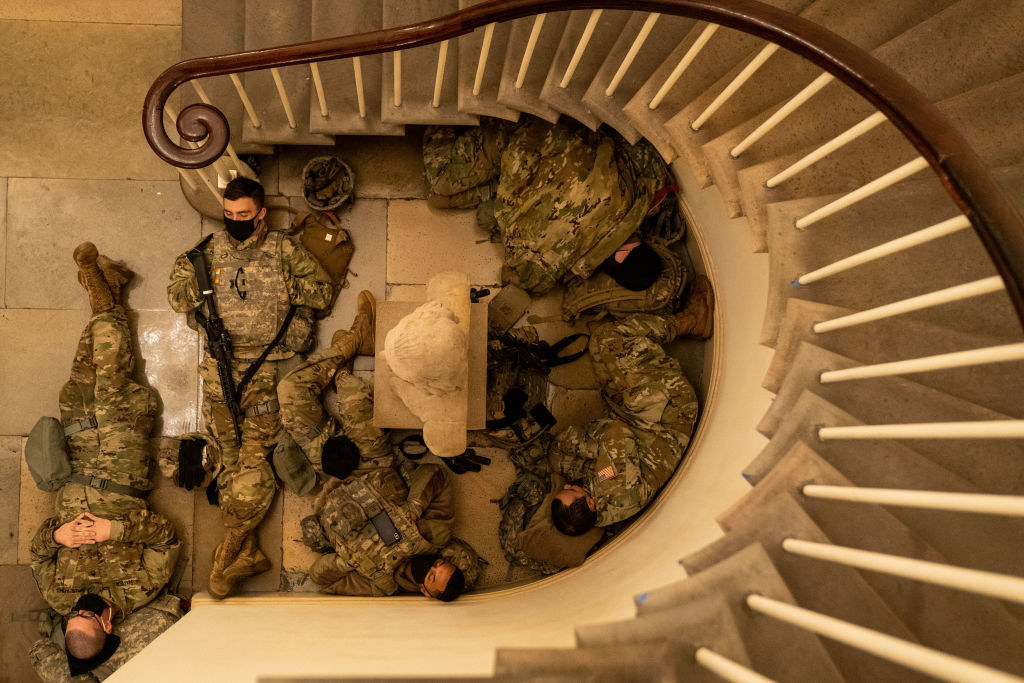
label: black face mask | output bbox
[71,593,108,617]
[409,554,441,584]
[224,216,257,242]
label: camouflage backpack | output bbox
[560,239,688,322]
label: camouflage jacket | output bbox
[308,464,458,596]
[166,224,333,359]
[495,119,656,294]
[29,594,184,682]
[30,510,181,616]
[423,117,515,207]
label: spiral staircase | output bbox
[122,0,1024,680]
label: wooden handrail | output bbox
[142,0,1024,324]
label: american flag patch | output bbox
[597,465,616,482]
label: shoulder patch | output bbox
[597,464,616,482]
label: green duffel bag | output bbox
[25,416,71,492]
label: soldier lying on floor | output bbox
[25,243,182,679]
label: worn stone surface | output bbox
[18,448,56,565]
[0,436,21,564]
[6,178,201,311]
[386,200,503,285]
[0,177,6,307]
[0,1,182,24]
[148,465,196,596]
[0,20,179,180]
[0,564,51,683]
[281,489,319,577]
[131,311,202,437]
[548,388,606,433]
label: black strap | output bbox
[542,333,590,367]
[236,305,297,399]
[69,473,148,499]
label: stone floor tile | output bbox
[0,2,182,25]
[18,450,56,564]
[131,311,201,437]
[0,309,90,436]
[386,200,503,285]
[6,178,202,311]
[519,290,599,390]
[0,564,51,683]
[548,387,606,432]
[0,20,180,180]
[148,465,196,596]
[0,177,7,307]
[281,489,318,575]
[0,437,22,564]
[335,134,428,200]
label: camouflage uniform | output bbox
[167,223,333,569]
[30,308,180,616]
[495,119,659,294]
[277,344,395,475]
[554,313,698,526]
[307,463,476,596]
[30,593,184,682]
[423,117,515,209]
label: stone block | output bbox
[0,20,179,180]
[386,200,503,285]
[0,1,182,24]
[0,177,6,307]
[18,447,56,564]
[148,465,196,596]
[0,436,21,564]
[6,178,202,311]
[548,388,605,432]
[131,311,202,437]
[0,565,51,683]
[281,489,319,575]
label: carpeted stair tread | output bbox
[242,0,335,146]
[308,0,405,136]
[380,0,478,125]
[722,441,1024,669]
[494,640,683,681]
[581,12,697,144]
[538,9,633,130]
[744,391,1024,578]
[457,0,521,121]
[762,299,1024,418]
[685,492,926,682]
[759,342,1024,494]
[629,543,844,682]
[496,12,569,122]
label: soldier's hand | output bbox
[78,513,112,543]
[54,516,95,548]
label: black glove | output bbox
[176,437,207,491]
[205,477,220,506]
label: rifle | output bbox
[187,236,244,446]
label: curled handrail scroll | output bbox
[143,0,1024,324]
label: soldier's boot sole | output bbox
[73,242,115,314]
[332,290,376,357]
[672,275,714,340]
[208,545,271,600]
[96,255,134,304]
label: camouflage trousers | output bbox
[423,119,511,209]
[277,343,394,474]
[57,307,157,522]
[199,356,282,554]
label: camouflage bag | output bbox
[560,240,688,322]
[289,210,354,319]
[25,416,72,492]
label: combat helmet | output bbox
[302,155,354,211]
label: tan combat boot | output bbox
[73,242,115,314]
[331,290,376,357]
[208,534,270,600]
[671,275,714,340]
[96,255,134,305]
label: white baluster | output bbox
[691,43,779,131]
[229,73,262,128]
[795,157,929,229]
[802,484,1024,516]
[433,40,449,108]
[473,23,495,96]
[393,52,402,108]
[782,538,1024,604]
[818,420,1024,440]
[649,23,719,110]
[606,12,659,97]
[767,111,887,187]
[177,169,197,191]
[353,56,366,118]
[813,276,1005,333]
[561,10,602,88]
[797,215,971,285]
[731,72,834,157]
[695,649,776,683]
[819,342,1024,383]
[269,68,296,129]
[747,594,1024,682]
[516,14,546,89]
[310,63,329,118]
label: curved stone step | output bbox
[724,440,1024,669]
[457,0,520,121]
[494,640,684,681]
[744,390,1024,578]
[581,12,697,144]
[538,9,632,130]
[683,492,928,682]
[496,12,568,122]
[763,298,1024,418]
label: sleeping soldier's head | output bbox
[551,484,598,536]
[222,177,266,242]
[603,238,664,291]
[407,554,465,602]
[64,593,118,673]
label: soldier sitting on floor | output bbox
[25,243,181,678]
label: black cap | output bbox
[67,634,120,676]
[321,435,360,479]
[604,242,663,291]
